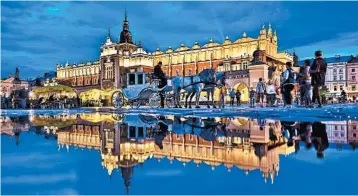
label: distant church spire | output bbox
[124,7,128,22]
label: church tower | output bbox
[118,9,136,53]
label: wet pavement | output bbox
[1,111,358,195]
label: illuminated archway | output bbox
[233,82,249,102]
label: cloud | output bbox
[43,188,79,195]
[144,170,183,176]
[2,172,77,184]
[289,31,358,59]
[1,152,64,169]
[1,2,288,78]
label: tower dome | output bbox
[119,9,133,44]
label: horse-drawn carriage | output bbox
[111,68,223,109]
[111,72,175,109]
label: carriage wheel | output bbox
[112,91,124,109]
[149,93,161,108]
[130,100,141,109]
[166,95,175,108]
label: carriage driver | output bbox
[154,61,167,108]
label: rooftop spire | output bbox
[107,28,111,38]
[124,7,128,22]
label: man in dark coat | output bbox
[310,51,327,108]
[312,122,328,158]
[153,62,167,108]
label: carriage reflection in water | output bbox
[111,72,175,109]
[111,68,220,109]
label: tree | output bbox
[35,77,42,86]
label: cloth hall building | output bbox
[56,12,293,102]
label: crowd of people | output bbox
[153,50,352,109]
[246,50,328,108]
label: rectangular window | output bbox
[129,74,135,85]
[137,74,143,85]
[333,76,337,81]
[354,126,357,130]
[129,126,136,137]
[352,68,356,73]
[334,86,337,91]
[352,85,356,91]
[341,133,344,137]
[189,134,193,141]
[339,69,343,73]
[340,75,343,80]
[138,127,144,137]
[335,125,338,130]
[340,85,343,91]
[352,76,356,81]
[353,133,357,137]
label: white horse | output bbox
[171,69,216,108]
[185,72,225,108]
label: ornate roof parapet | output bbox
[132,41,148,56]
[175,43,189,52]
[202,38,219,48]
[166,45,173,53]
[223,36,232,45]
[153,47,163,55]
[192,41,200,49]
[243,32,247,38]
[267,23,273,37]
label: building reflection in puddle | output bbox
[1,113,358,193]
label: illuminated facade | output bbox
[347,56,358,98]
[53,113,296,194]
[56,11,293,97]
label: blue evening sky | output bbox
[1,1,358,79]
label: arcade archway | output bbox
[233,82,249,102]
[213,82,249,103]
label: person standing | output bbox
[256,78,266,107]
[281,62,297,108]
[303,60,313,107]
[235,89,241,106]
[266,80,276,107]
[229,89,235,107]
[218,78,227,109]
[310,51,327,108]
[153,61,167,108]
[298,66,306,106]
[249,87,256,108]
[341,90,347,103]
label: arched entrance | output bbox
[233,82,249,102]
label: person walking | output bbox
[281,62,297,108]
[302,60,313,107]
[249,87,256,108]
[256,78,266,107]
[235,89,241,106]
[266,80,276,107]
[310,50,327,108]
[154,61,167,108]
[219,78,227,109]
[298,66,306,106]
[229,89,235,107]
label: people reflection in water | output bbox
[312,122,329,158]
[151,116,169,150]
[281,121,298,147]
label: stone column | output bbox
[114,56,120,89]
[100,58,104,90]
